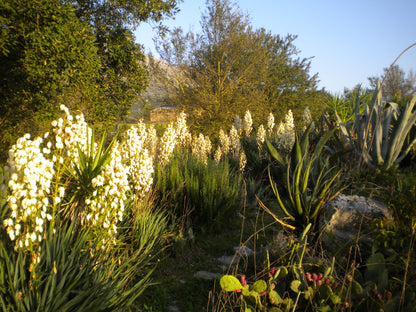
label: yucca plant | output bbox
[335,85,416,170]
[64,129,118,222]
[0,218,153,312]
[265,125,341,235]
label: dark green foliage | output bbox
[0,0,101,161]
[368,64,416,102]
[153,153,243,233]
[69,0,181,123]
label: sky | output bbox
[134,0,416,94]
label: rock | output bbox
[321,194,393,251]
[216,245,255,269]
[233,245,254,257]
[194,271,222,280]
[217,255,238,267]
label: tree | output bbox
[67,0,182,123]
[368,65,416,102]
[155,0,322,135]
[0,0,101,159]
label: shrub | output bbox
[153,153,243,233]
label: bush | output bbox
[153,152,243,233]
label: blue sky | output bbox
[134,0,416,94]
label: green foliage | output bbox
[326,87,373,125]
[121,194,171,260]
[155,0,323,135]
[218,233,344,311]
[368,64,416,102]
[266,125,341,235]
[0,219,153,312]
[335,85,416,170]
[153,153,242,233]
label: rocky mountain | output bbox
[128,55,182,122]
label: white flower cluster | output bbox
[2,134,54,252]
[256,124,266,149]
[120,121,154,199]
[239,150,247,172]
[233,115,243,136]
[158,122,178,166]
[157,112,192,166]
[276,109,295,152]
[267,113,275,136]
[302,106,314,131]
[86,142,130,245]
[191,133,212,165]
[1,105,139,254]
[175,112,192,147]
[219,129,231,156]
[214,129,231,163]
[51,104,93,165]
[229,125,241,155]
[243,111,253,137]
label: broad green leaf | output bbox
[290,280,302,293]
[219,275,243,292]
[269,290,283,305]
[251,280,267,293]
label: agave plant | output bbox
[265,125,341,235]
[335,85,416,170]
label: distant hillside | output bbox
[128,55,181,122]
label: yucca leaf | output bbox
[301,155,312,194]
[381,102,400,158]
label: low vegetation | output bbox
[1,87,416,311]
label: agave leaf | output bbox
[300,124,313,155]
[310,169,341,220]
[293,160,303,217]
[268,169,295,221]
[266,140,285,166]
[387,95,416,167]
[396,135,416,164]
[381,102,400,159]
[286,159,295,210]
[312,128,335,160]
[335,111,351,148]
